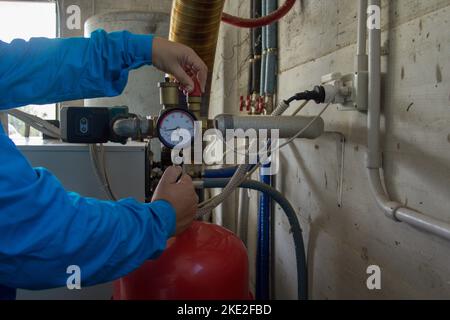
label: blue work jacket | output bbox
[0,30,175,300]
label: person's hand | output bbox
[152,37,208,93]
[152,166,199,235]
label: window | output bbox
[0,1,57,138]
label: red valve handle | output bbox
[183,69,202,98]
[258,97,266,114]
[239,96,245,112]
[189,75,202,98]
[246,95,251,112]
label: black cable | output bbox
[285,85,326,105]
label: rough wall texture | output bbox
[211,0,450,299]
[54,0,450,299]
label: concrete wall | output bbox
[211,0,450,299]
[51,0,450,299]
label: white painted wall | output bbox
[211,0,450,299]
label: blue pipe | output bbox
[265,0,278,96]
[256,1,268,299]
[260,0,267,97]
[203,166,239,179]
[256,0,278,301]
[257,165,272,300]
[203,165,256,179]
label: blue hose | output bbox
[202,178,308,300]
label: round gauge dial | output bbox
[156,108,197,149]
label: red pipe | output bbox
[221,0,296,28]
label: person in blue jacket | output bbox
[0,30,206,300]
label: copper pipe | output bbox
[169,0,226,116]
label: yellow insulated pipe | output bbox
[169,0,226,116]
[170,0,225,71]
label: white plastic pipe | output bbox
[357,0,367,55]
[367,0,382,170]
[215,115,325,139]
[197,93,309,216]
[366,0,450,240]
[356,0,368,68]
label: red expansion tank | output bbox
[113,221,250,300]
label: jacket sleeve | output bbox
[0,125,176,290]
[0,29,153,110]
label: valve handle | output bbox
[184,69,202,98]
[189,76,202,97]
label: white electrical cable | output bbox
[291,100,309,116]
[98,144,117,200]
[89,144,117,201]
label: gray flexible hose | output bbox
[202,178,308,300]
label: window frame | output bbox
[0,0,59,137]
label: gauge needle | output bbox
[163,127,180,132]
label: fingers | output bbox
[178,173,193,185]
[178,175,198,201]
[153,37,208,93]
[172,64,195,93]
[160,166,183,184]
[187,53,208,93]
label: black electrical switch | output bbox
[60,106,128,143]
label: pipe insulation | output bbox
[169,0,225,116]
[260,0,267,98]
[252,0,262,95]
[264,0,278,96]
[215,115,325,139]
[248,0,256,97]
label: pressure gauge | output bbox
[156,108,198,149]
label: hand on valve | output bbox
[152,37,208,94]
[152,166,199,236]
